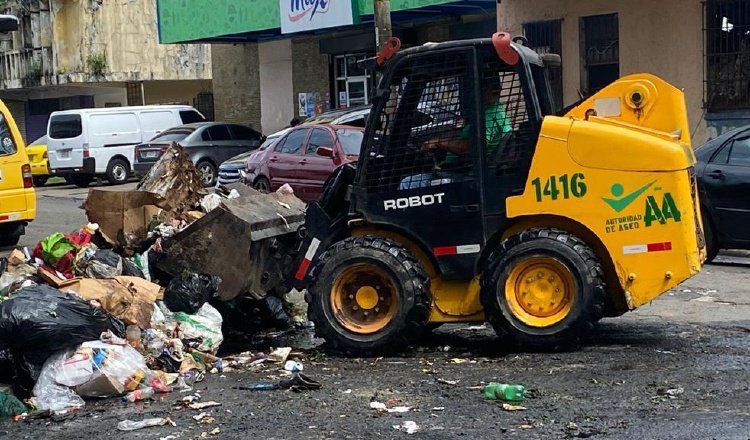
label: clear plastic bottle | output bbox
[117,417,167,431]
[121,387,155,403]
[126,325,142,349]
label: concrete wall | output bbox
[211,43,262,131]
[292,37,329,120]
[498,0,711,143]
[259,40,294,134]
[50,0,211,82]
[142,80,213,106]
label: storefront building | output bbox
[498,0,750,144]
[157,0,497,134]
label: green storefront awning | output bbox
[157,0,495,43]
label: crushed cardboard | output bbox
[66,276,164,327]
[84,189,165,250]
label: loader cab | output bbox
[351,38,555,279]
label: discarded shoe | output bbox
[278,373,321,392]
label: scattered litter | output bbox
[681,289,692,293]
[189,401,222,410]
[501,403,527,411]
[393,421,420,434]
[655,349,674,355]
[341,389,353,394]
[284,360,304,372]
[693,296,716,302]
[483,383,526,402]
[0,390,26,417]
[192,412,215,424]
[432,407,445,411]
[370,400,413,413]
[117,417,175,431]
[449,358,473,364]
[437,378,459,385]
[268,347,292,363]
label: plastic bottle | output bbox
[121,387,155,403]
[126,325,142,349]
[117,417,168,431]
[482,383,526,402]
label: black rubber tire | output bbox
[33,176,48,187]
[64,176,74,185]
[0,223,23,247]
[197,160,217,187]
[481,228,605,350]
[307,235,431,354]
[253,176,271,193]
[106,158,130,185]
[71,174,94,188]
[702,211,720,263]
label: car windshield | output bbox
[150,128,195,142]
[336,128,363,155]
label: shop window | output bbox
[580,13,619,96]
[334,53,374,109]
[704,0,750,112]
[524,19,563,108]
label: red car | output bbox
[245,124,363,202]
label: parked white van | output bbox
[47,105,205,186]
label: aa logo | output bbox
[644,193,681,227]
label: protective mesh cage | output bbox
[479,52,534,177]
[362,47,534,193]
[364,50,473,192]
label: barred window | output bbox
[704,0,750,112]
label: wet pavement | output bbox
[2,188,749,439]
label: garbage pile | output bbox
[0,143,308,417]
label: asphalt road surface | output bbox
[1,183,749,439]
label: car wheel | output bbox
[33,176,48,187]
[64,176,74,185]
[71,174,94,188]
[197,161,217,187]
[0,223,23,247]
[253,176,271,193]
[481,228,605,351]
[106,158,130,185]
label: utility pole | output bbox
[374,0,392,51]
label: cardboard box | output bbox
[74,371,125,398]
[66,276,164,327]
[84,189,164,249]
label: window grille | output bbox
[524,20,563,107]
[704,0,750,111]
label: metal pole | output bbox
[374,0,392,51]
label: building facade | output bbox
[157,0,497,134]
[498,0,750,145]
[0,0,213,142]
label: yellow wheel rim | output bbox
[330,264,398,334]
[504,257,575,328]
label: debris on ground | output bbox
[0,143,315,424]
[501,403,527,411]
[393,421,420,434]
[483,383,526,402]
[117,417,176,431]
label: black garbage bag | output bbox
[121,258,144,278]
[163,273,221,314]
[83,249,123,279]
[261,296,292,330]
[0,343,13,383]
[0,285,125,397]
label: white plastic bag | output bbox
[30,350,85,412]
[171,303,224,354]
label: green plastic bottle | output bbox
[483,383,526,402]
